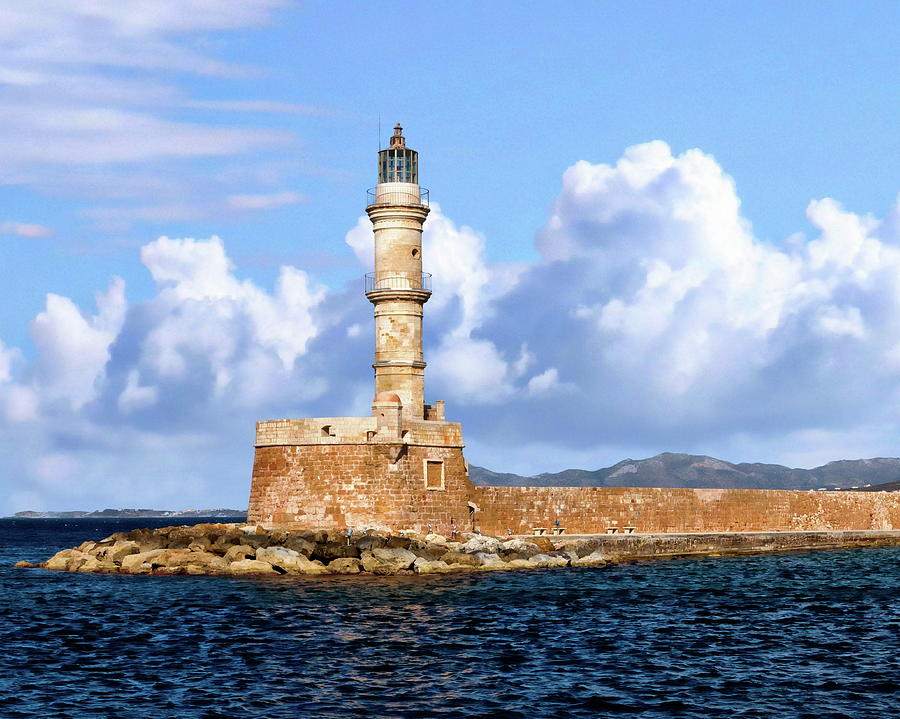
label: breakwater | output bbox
[18,523,900,576]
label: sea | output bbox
[2,517,899,719]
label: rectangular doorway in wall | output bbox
[425,460,445,490]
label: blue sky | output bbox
[0,1,898,512]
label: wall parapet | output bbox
[255,416,464,449]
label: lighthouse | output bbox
[365,124,431,418]
[248,124,471,533]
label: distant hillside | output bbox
[469,453,900,491]
[11,508,247,519]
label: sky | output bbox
[1,1,899,513]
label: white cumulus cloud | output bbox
[464,141,900,457]
[31,277,126,410]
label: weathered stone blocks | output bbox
[248,417,900,536]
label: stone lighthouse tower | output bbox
[247,124,473,533]
[366,124,431,417]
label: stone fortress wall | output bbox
[249,412,900,534]
[472,485,900,535]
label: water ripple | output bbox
[3,518,900,718]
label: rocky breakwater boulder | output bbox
[25,525,607,577]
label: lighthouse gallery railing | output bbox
[365,273,432,293]
[366,187,430,208]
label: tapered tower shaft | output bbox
[365,124,431,418]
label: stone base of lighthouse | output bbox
[247,404,476,534]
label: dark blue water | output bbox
[2,519,900,718]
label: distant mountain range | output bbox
[469,453,900,492]
[11,508,247,519]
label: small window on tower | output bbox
[411,248,419,258]
[425,460,444,490]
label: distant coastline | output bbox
[10,508,247,519]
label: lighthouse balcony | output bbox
[365,272,432,294]
[367,186,429,208]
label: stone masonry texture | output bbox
[472,485,900,534]
[248,442,471,532]
[247,419,900,534]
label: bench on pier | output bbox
[531,527,547,535]
[606,526,637,534]
[550,527,566,535]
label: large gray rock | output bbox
[461,535,502,554]
[310,540,360,563]
[571,551,609,567]
[227,559,278,575]
[441,551,480,567]
[108,541,141,564]
[256,547,328,574]
[529,536,556,553]
[327,557,363,575]
[75,556,107,572]
[412,557,451,574]
[256,546,300,565]
[409,541,449,561]
[283,535,315,557]
[360,547,417,574]
[384,535,413,550]
[166,525,213,549]
[187,538,213,552]
[500,539,542,558]
[121,549,165,573]
[256,546,329,575]
[473,552,509,570]
[528,553,570,568]
[44,549,74,571]
[223,544,255,563]
[184,551,228,571]
[355,534,388,552]
[131,549,214,571]
[206,527,244,549]
[147,549,194,568]
[121,529,166,553]
[506,559,534,569]
[557,539,602,558]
